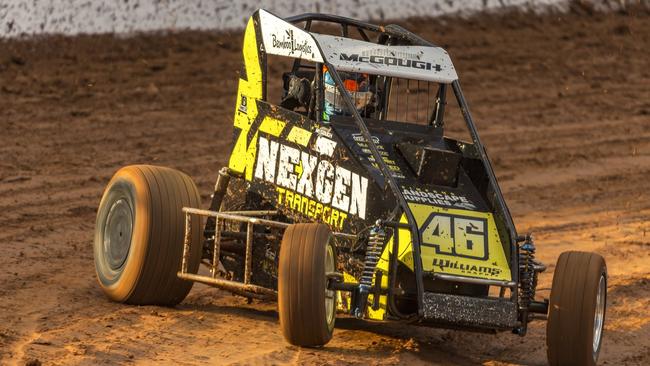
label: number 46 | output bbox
[420,213,488,260]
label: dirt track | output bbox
[1,8,649,366]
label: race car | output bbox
[93,9,607,365]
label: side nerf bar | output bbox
[177,207,356,301]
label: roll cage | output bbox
[279,12,520,319]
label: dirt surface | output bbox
[1,8,649,366]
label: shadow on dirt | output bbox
[181,300,279,321]
[181,296,547,365]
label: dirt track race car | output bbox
[93,9,607,365]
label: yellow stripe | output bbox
[286,126,312,146]
[259,116,286,136]
[228,16,264,178]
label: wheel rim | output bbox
[324,242,336,328]
[593,274,606,359]
[103,198,133,271]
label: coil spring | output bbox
[518,235,537,310]
[360,225,386,287]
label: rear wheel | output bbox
[547,251,607,366]
[93,165,202,305]
[278,223,336,347]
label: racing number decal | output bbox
[420,213,488,260]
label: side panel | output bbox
[411,204,511,281]
[234,102,380,233]
[228,12,265,179]
[374,203,511,283]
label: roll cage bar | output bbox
[286,13,520,320]
[285,13,438,47]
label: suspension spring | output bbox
[518,234,537,311]
[360,223,386,287]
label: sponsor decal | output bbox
[352,133,379,145]
[254,136,368,228]
[352,133,405,179]
[259,10,322,62]
[340,53,442,72]
[314,135,337,157]
[271,29,315,58]
[402,186,476,210]
[238,95,247,114]
[432,258,502,277]
[276,187,348,230]
[420,213,488,260]
[316,126,333,139]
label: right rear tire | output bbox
[278,223,336,347]
[546,251,607,366]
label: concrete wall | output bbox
[0,0,576,38]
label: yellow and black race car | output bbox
[93,9,607,365]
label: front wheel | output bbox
[547,251,607,366]
[278,223,337,347]
[93,165,202,306]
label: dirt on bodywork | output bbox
[0,8,649,366]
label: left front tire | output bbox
[93,165,202,306]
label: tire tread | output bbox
[95,164,202,306]
[547,251,606,366]
[278,223,334,347]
